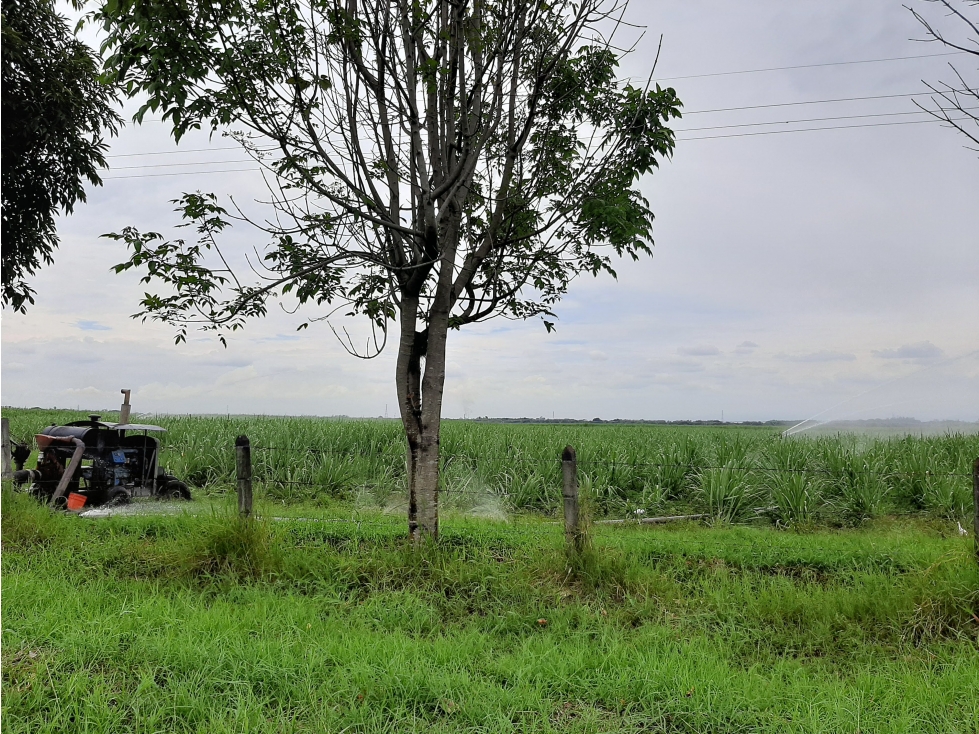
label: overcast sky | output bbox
[2,0,977,422]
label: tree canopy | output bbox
[1,0,120,312]
[98,0,681,539]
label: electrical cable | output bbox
[654,50,968,82]
[110,158,254,171]
[102,115,978,176]
[102,116,973,178]
[101,93,979,170]
[677,115,973,141]
[103,167,258,181]
[107,145,243,159]
[675,106,979,133]
[683,89,976,115]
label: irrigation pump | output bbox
[12,391,190,510]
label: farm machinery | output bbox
[11,390,190,510]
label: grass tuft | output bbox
[184,514,282,580]
[0,486,65,549]
[697,463,755,523]
[905,549,979,644]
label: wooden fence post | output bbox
[562,445,581,553]
[973,457,978,563]
[1,418,11,480]
[236,435,253,518]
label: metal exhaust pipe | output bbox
[119,389,132,425]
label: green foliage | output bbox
[837,466,891,523]
[176,512,283,580]
[769,472,822,526]
[94,0,681,344]
[0,484,61,548]
[696,463,755,524]
[921,473,973,520]
[905,550,979,644]
[1,0,121,311]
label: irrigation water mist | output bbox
[783,349,979,437]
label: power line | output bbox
[107,111,930,167]
[101,109,978,173]
[677,115,972,141]
[101,119,967,178]
[107,145,242,159]
[98,108,977,178]
[684,89,976,115]
[103,167,258,181]
[676,106,979,133]
[110,158,253,171]
[102,90,978,162]
[655,51,967,82]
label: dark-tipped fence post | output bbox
[973,457,978,563]
[236,435,253,517]
[562,445,581,554]
[1,418,11,480]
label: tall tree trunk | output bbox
[395,297,450,543]
[395,215,457,543]
[415,312,450,541]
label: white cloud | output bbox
[64,386,108,397]
[665,359,707,373]
[677,345,721,357]
[872,342,945,362]
[75,320,112,331]
[780,351,857,363]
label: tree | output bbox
[1,0,121,312]
[97,0,681,540]
[907,0,979,150]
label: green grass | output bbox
[3,487,978,733]
[3,409,977,525]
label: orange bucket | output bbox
[66,493,87,511]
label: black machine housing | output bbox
[13,415,190,507]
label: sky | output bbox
[2,0,977,422]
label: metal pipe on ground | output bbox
[597,514,708,525]
[50,438,85,508]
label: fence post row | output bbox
[1,418,11,480]
[236,435,253,518]
[562,445,582,554]
[972,456,978,564]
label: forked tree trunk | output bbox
[396,293,451,543]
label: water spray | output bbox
[782,349,979,437]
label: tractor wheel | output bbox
[107,488,131,506]
[162,480,192,501]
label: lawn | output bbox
[2,487,977,733]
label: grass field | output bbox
[2,487,978,733]
[3,410,978,732]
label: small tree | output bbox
[98,0,681,540]
[907,0,979,150]
[2,0,121,312]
